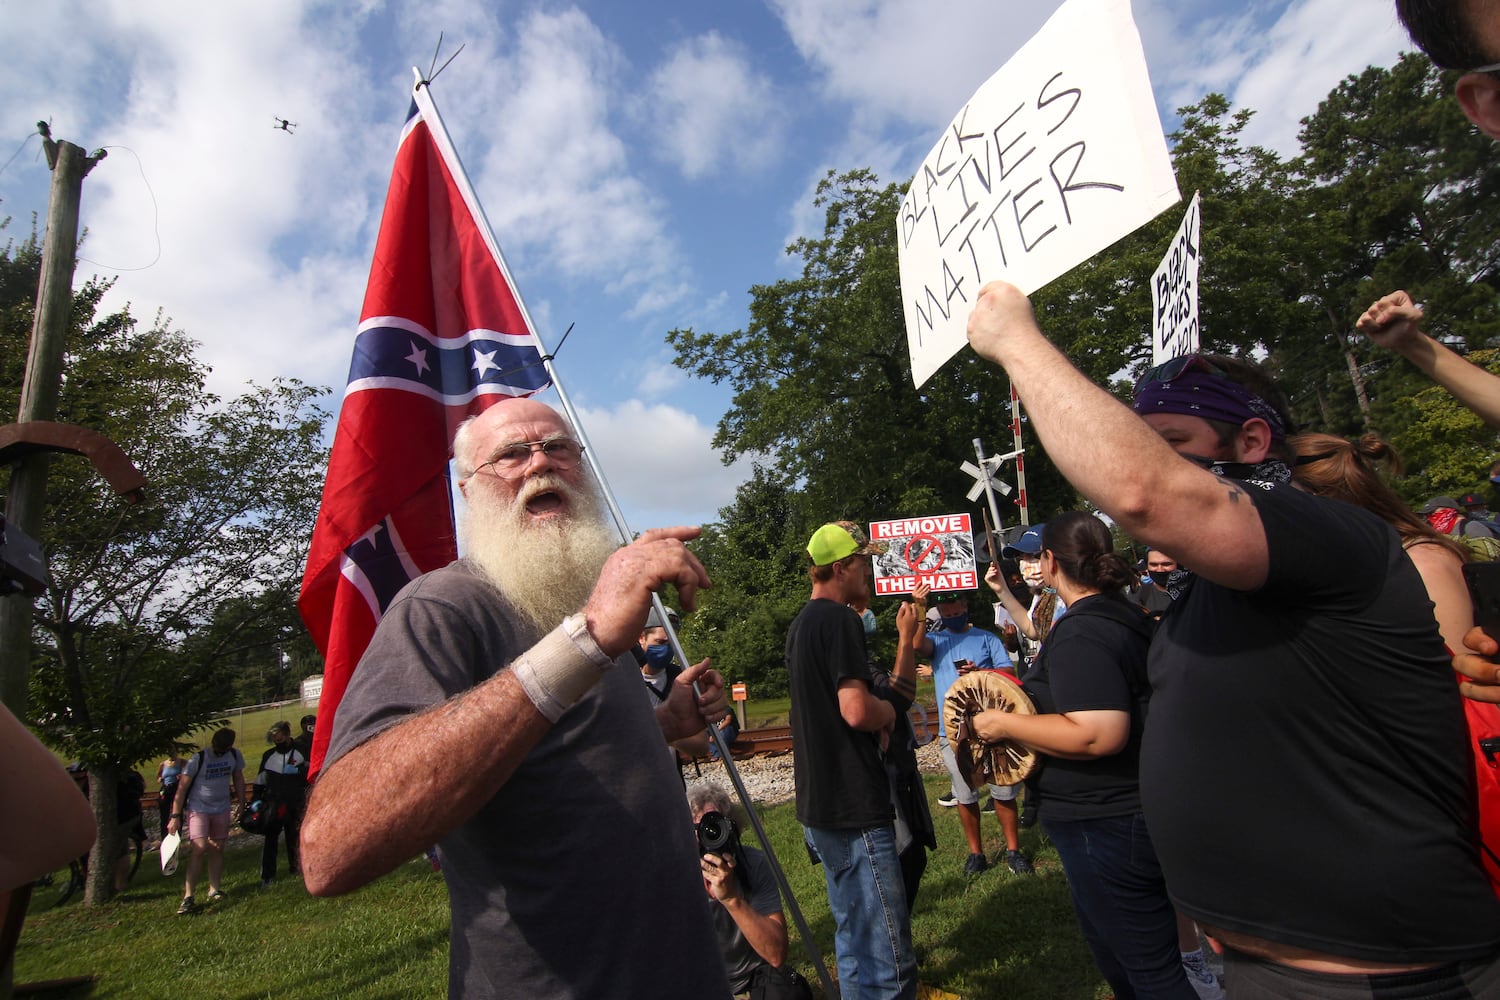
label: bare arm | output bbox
[1359,291,1500,430]
[702,853,788,968]
[0,704,96,892]
[302,527,712,897]
[986,564,1039,639]
[302,667,554,896]
[166,771,193,837]
[1403,542,1474,654]
[973,707,1130,761]
[967,281,1269,590]
[912,584,936,657]
[889,601,920,703]
[838,679,896,732]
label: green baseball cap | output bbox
[807,520,887,566]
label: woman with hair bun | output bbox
[1292,432,1500,899]
[972,511,1196,999]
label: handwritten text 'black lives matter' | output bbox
[901,72,1127,342]
[1152,198,1199,362]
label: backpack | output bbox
[1462,692,1500,899]
[239,797,285,835]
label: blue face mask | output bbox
[940,612,969,632]
[644,643,674,670]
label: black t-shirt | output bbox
[788,598,891,829]
[1142,481,1500,962]
[1134,585,1172,619]
[1022,594,1149,822]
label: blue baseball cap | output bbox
[1002,525,1044,558]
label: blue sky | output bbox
[1,1,1410,529]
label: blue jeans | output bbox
[1042,812,1197,1000]
[804,823,918,1000]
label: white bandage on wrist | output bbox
[510,614,615,723]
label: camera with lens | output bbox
[695,810,740,857]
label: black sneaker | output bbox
[938,792,958,808]
[981,798,996,813]
[963,852,989,877]
[1006,850,1035,875]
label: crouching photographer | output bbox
[688,783,811,1000]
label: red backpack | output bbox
[1460,685,1500,898]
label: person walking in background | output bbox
[166,727,245,915]
[155,752,187,844]
[256,721,308,888]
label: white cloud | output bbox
[1227,0,1408,154]
[638,32,784,179]
[454,7,694,318]
[576,399,751,527]
[768,0,1057,129]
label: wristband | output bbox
[510,614,615,723]
[172,812,183,818]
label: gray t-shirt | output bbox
[325,561,730,1000]
[184,748,244,815]
[711,847,782,993]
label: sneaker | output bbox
[963,852,989,877]
[176,896,196,915]
[1180,950,1225,1000]
[938,792,958,808]
[981,798,996,813]
[1005,850,1035,875]
[207,889,227,902]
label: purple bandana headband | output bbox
[1132,371,1288,440]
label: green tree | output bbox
[0,233,329,904]
[681,465,809,697]
[1285,52,1500,439]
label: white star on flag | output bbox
[405,341,430,376]
[471,347,499,378]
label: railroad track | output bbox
[726,704,938,759]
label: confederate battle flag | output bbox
[299,79,550,775]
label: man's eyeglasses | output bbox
[475,439,585,480]
[1133,353,1228,395]
[1468,61,1500,74]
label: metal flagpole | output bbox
[410,69,840,998]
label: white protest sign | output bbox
[898,0,1180,388]
[1151,191,1201,366]
[869,513,977,597]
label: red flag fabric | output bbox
[299,98,549,776]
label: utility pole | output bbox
[0,125,105,716]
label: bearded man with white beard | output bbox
[300,398,734,1000]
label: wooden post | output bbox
[0,129,105,716]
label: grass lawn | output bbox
[15,774,1108,999]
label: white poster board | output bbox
[1150,191,1201,365]
[869,513,977,596]
[898,0,1180,388]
